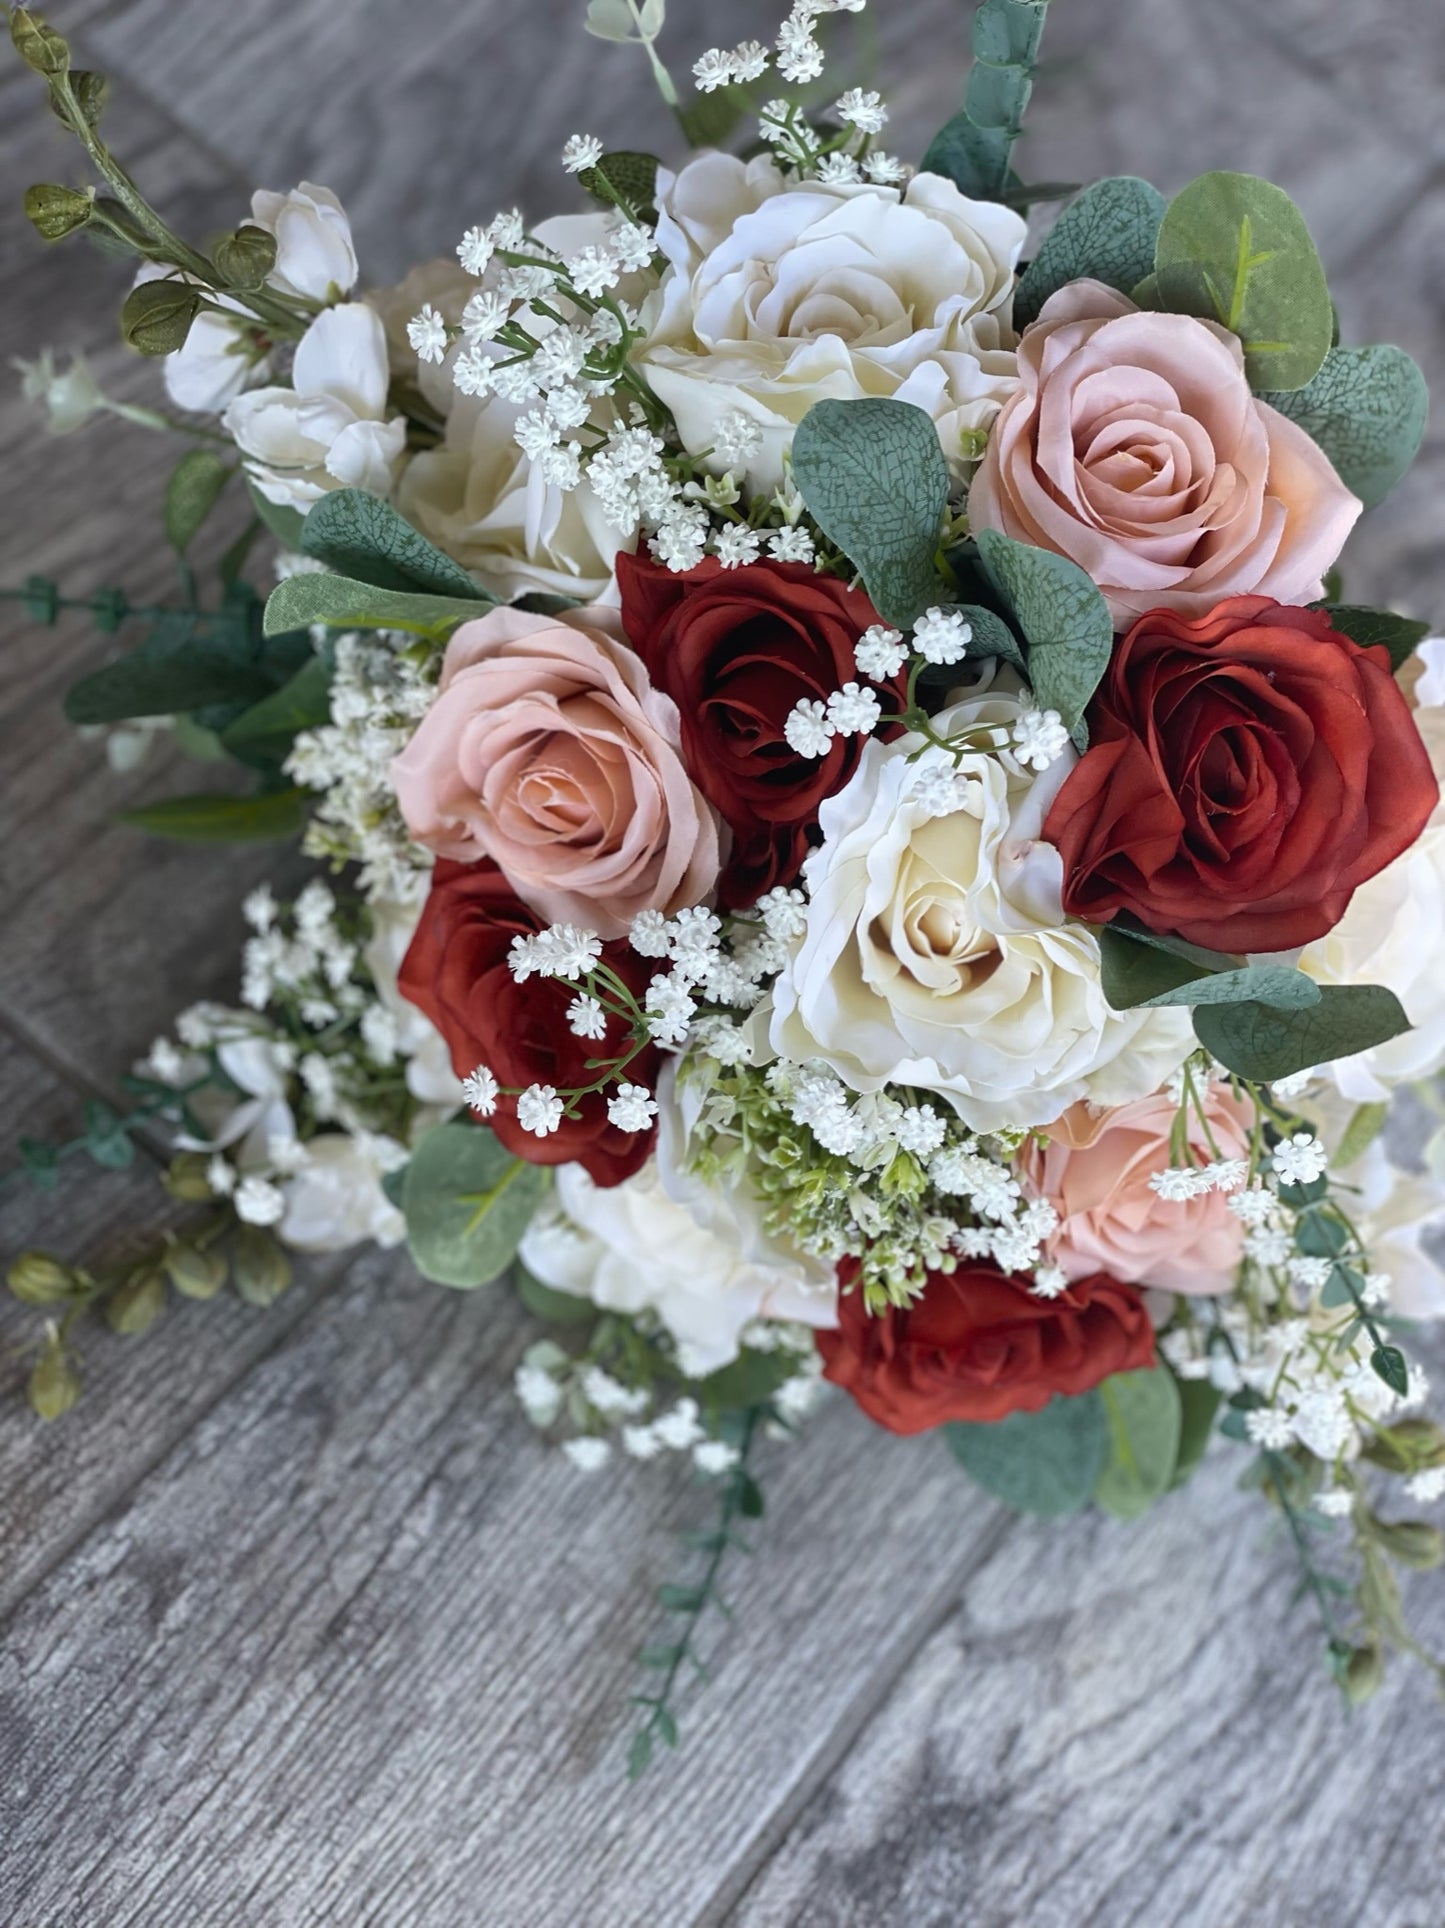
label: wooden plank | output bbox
[726,1411,1445,1928]
[0,1240,1015,1928]
[0,1025,340,1622]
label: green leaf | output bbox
[626,1728,653,1782]
[263,572,493,641]
[1296,1208,1348,1259]
[1263,346,1428,509]
[656,1583,704,1613]
[1332,1100,1390,1171]
[1153,171,1333,392]
[676,86,748,149]
[119,787,308,843]
[692,1347,797,1413]
[515,1262,596,1326]
[1192,984,1411,1084]
[66,612,268,725]
[974,529,1114,743]
[18,1137,61,1192]
[1014,177,1167,330]
[791,399,949,628]
[1170,1377,1222,1489]
[578,151,659,219]
[220,653,331,763]
[1371,1345,1410,1400]
[1099,930,1321,1012]
[920,0,1053,201]
[164,448,232,555]
[1094,1368,1182,1520]
[402,1121,549,1290]
[1321,604,1431,673]
[247,483,307,551]
[300,489,483,599]
[944,1390,1109,1518]
[84,1099,134,1170]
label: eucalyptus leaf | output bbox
[791,398,949,627]
[1192,984,1411,1083]
[578,151,659,220]
[65,612,274,724]
[945,1390,1109,1518]
[1102,939,1321,1013]
[1014,177,1167,329]
[974,529,1114,743]
[1321,604,1430,672]
[515,1262,596,1326]
[403,1122,549,1290]
[584,0,663,40]
[247,483,307,551]
[1094,1368,1182,1520]
[164,448,233,555]
[1170,1377,1222,1489]
[1263,346,1427,509]
[1332,1100,1391,1171]
[300,489,484,598]
[119,787,308,843]
[264,572,493,641]
[220,653,331,763]
[1154,172,1333,392]
[692,1348,799,1414]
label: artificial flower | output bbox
[1019,1089,1253,1295]
[635,153,1025,490]
[278,1132,408,1252]
[249,181,359,303]
[519,1157,837,1374]
[223,302,407,509]
[390,603,721,940]
[360,892,467,1109]
[819,1257,1155,1432]
[768,691,1194,1133]
[397,859,659,1185]
[969,281,1361,624]
[1044,598,1438,953]
[616,552,904,907]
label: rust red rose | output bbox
[1043,596,1439,953]
[818,1258,1155,1434]
[398,858,657,1186]
[616,551,904,910]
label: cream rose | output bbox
[361,892,466,1110]
[1296,642,1445,1101]
[969,280,1362,624]
[1019,1090,1252,1295]
[634,153,1025,491]
[518,1156,837,1375]
[249,181,358,303]
[390,604,721,938]
[278,1132,407,1253]
[768,693,1193,1133]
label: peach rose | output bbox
[1019,1088,1252,1296]
[969,280,1361,624]
[391,606,721,939]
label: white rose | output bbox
[1298,651,1445,1102]
[634,153,1026,491]
[250,181,358,303]
[396,363,624,603]
[361,891,466,1109]
[1339,1141,1445,1323]
[518,1157,837,1374]
[278,1132,407,1253]
[224,303,407,509]
[768,694,1193,1133]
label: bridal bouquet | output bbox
[9,0,1445,1764]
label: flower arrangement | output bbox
[7,0,1445,1769]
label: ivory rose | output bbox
[1019,1090,1253,1296]
[1297,642,1445,1101]
[249,181,358,303]
[390,606,721,938]
[969,280,1361,623]
[767,691,1193,1133]
[518,1158,838,1375]
[635,153,1025,491]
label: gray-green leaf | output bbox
[1099,929,1321,1012]
[119,787,308,843]
[1154,171,1333,392]
[403,1122,549,1290]
[791,399,949,627]
[945,1390,1109,1518]
[1321,604,1430,673]
[1014,177,1167,330]
[1262,346,1428,509]
[1192,983,1411,1083]
[263,572,493,641]
[165,448,233,555]
[300,489,485,599]
[974,528,1114,743]
[1094,1368,1182,1520]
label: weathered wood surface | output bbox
[0,1,1442,1924]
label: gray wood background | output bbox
[2,3,1443,1923]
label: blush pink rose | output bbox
[391,605,722,939]
[1018,1088,1253,1296]
[969,280,1361,624]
